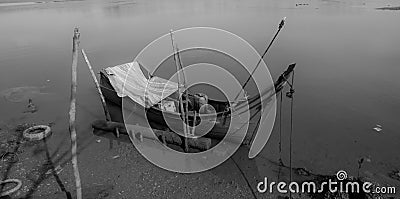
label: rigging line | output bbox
[230,157,258,199]
[289,71,295,199]
[247,107,262,145]
[278,91,283,181]
[279,91,283,160]
[233,17,286,103]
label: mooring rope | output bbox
[288,72,295,199]
[231,157,258,199]
[278,91,283,180]
[279,91,283,160]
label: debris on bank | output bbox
[373,124,383,133]
[23,99,38,114]
[296,3,309,6]
[45,165,63,175]
[389,170,400,181]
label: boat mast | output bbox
[169,30,190,151]
[176,46,191,136]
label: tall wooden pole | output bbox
[169,30,189,152]
[176,47,191,137]
[69,28,82,199]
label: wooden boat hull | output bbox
[99,63,295,144]
[99,71,242,141]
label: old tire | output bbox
[23,125,51,141]
[0,179,22,197]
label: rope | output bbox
[247,107,262,145]
[289,72,295,199]
[278,92,283,180]
[279,92,283,161]
[231,157,258,199]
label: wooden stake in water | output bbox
[81,49,118,145]
[69,28,82,199]
[82,49,117,148]
[81,49,111,122]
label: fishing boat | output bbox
[97,61,295,145]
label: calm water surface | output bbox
[0,0,399,183]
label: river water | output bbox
[0,0,399,187]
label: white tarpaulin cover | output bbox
[104,61,178,107]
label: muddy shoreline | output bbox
[1,121,399,198]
